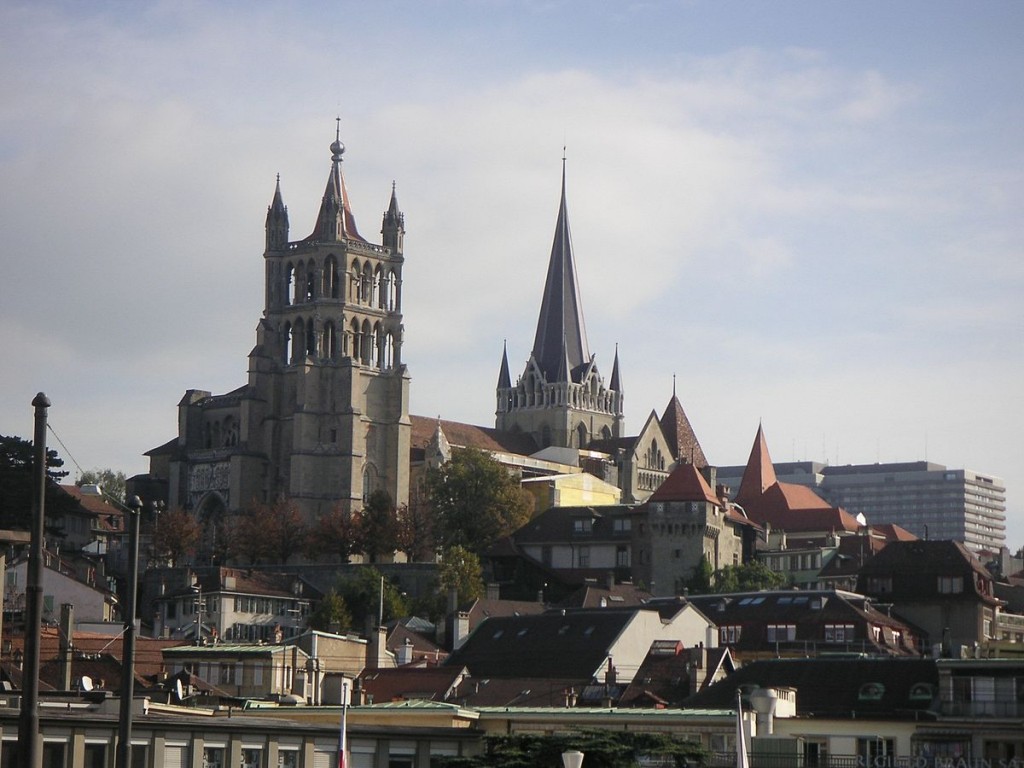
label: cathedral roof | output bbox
[530,160,592,383]
[410,415,539,457]
[659,393,707,467]
[496,344,512,389]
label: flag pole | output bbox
[339,678,349,768]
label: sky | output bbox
[1,1,1021,545]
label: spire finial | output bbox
[673,373,677,398]
[330,117,345,162]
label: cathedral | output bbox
[149,125,410,532]
[146,129,708,548]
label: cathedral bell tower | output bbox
[496,160,623,449]
[243,123,411,519]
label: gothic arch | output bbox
[350,318,362,363]
[285,263,297,306]
[305,317,316,357]
[324,321,337,360]
[323,254,339,299]
[576,422,589,449]
[362,463,380,503]
[361,263,373,306]
[196,492,228,565]
[283,320,294,364]
[292,260,305,304]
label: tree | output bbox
[395,497,435,562]
[76,468,127,504]
[424,448,534,555]
[307,589,353,633]
[711,561,786,593]
[306,504,362,563]
[438,545,484,603]
[684,555,714,594]
[436,729,706,768]
[335,567,407,630]
[360,490,401,562]
[229,498,309,566]
[0,434,73,531]
[152,507,202,566]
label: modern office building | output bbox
[717,460,1006,553]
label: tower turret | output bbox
[265,175,289,251]
[381,182,405,254]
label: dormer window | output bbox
[858,682,885,701]
[909,683,935,702]
[573,518,593,534]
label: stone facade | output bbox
[162,129,410,535]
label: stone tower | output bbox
[167,125,410,529]
[495,161,623,448]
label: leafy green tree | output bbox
[0,434,74,531]
[307,589,353,633]
[76,468,127,504]
[152,506,202,566]
[436,729,706,768]
[438,545,484,603]
[335,567,407,630]
[683,555,714,594]
[712,560,786,593]
[424,448,533,555]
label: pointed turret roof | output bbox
[659,392,707,467]
[267,174,288,222]
[648,462,719,506]
[530,159,591,382]
[306,121,365,243]
[385,181,401,221]
[497,342,512,389]
[736,423,778,504]
[609,344,622,393]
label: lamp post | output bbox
[116,495,142,768]
[562,750,584,768]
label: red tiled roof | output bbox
[410,415,539,456]
[736,424,778,505]
[649,462,719,505]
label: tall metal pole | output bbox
[18,392,50,768]
[116,495,142,768]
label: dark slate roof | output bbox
[683,589,921,655]
[512,504,635,545]
[617,641,695,708]
[459,597,547,633]
[682,657,939,720]
[856,540,999,605]
[530,161,592,383]
[452,676,594,707]
[359,667,466,703]
[554,583,653,610]
[444,609,637,679]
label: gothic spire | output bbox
[610,344,622,393]
[497,341,511,389]
[307,119,364,243]
[381,180,405,253]
[265,174,289,250]
[530,157,591,383]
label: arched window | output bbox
[388,269,399,311]
[223,416,239,447]
[323,255,339,299]
[283,321,294,364]
[305,318,316,357]
[384,331,395,369]
[324,321,337,360]
[292,261,304,304]
[374,267,385,309]
[371,322,382,368]
[305,267,316,302]
[350,259,361,302]
[576,422,589,449]
[361,264,373,306]
[362,463,379,503]
[360,319,372,363]
[601,425,612,440]
[285,264,296,307]
[350,318,362,363]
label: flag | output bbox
[736,690,750,768]
[339,679,348,768]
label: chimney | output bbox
[485,583,500,600]
[447,587,459,614]
[367,626,390,670]
[604,657,616,686]
[603,571,615,589]
[397,638,414,665]
[451,611,470,651]
[59,603,74,690]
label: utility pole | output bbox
[116,496,142,768]
[18,392,50,768]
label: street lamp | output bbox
[116,495,142,768]
[562,750,584,768]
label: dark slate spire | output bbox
[497,341,511,389]
[382,180,405,253]
[610,344,622,393]
[307,119,365,243]
[660,390,708,467]
[530,157,591,382]
[265,174,289,250]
